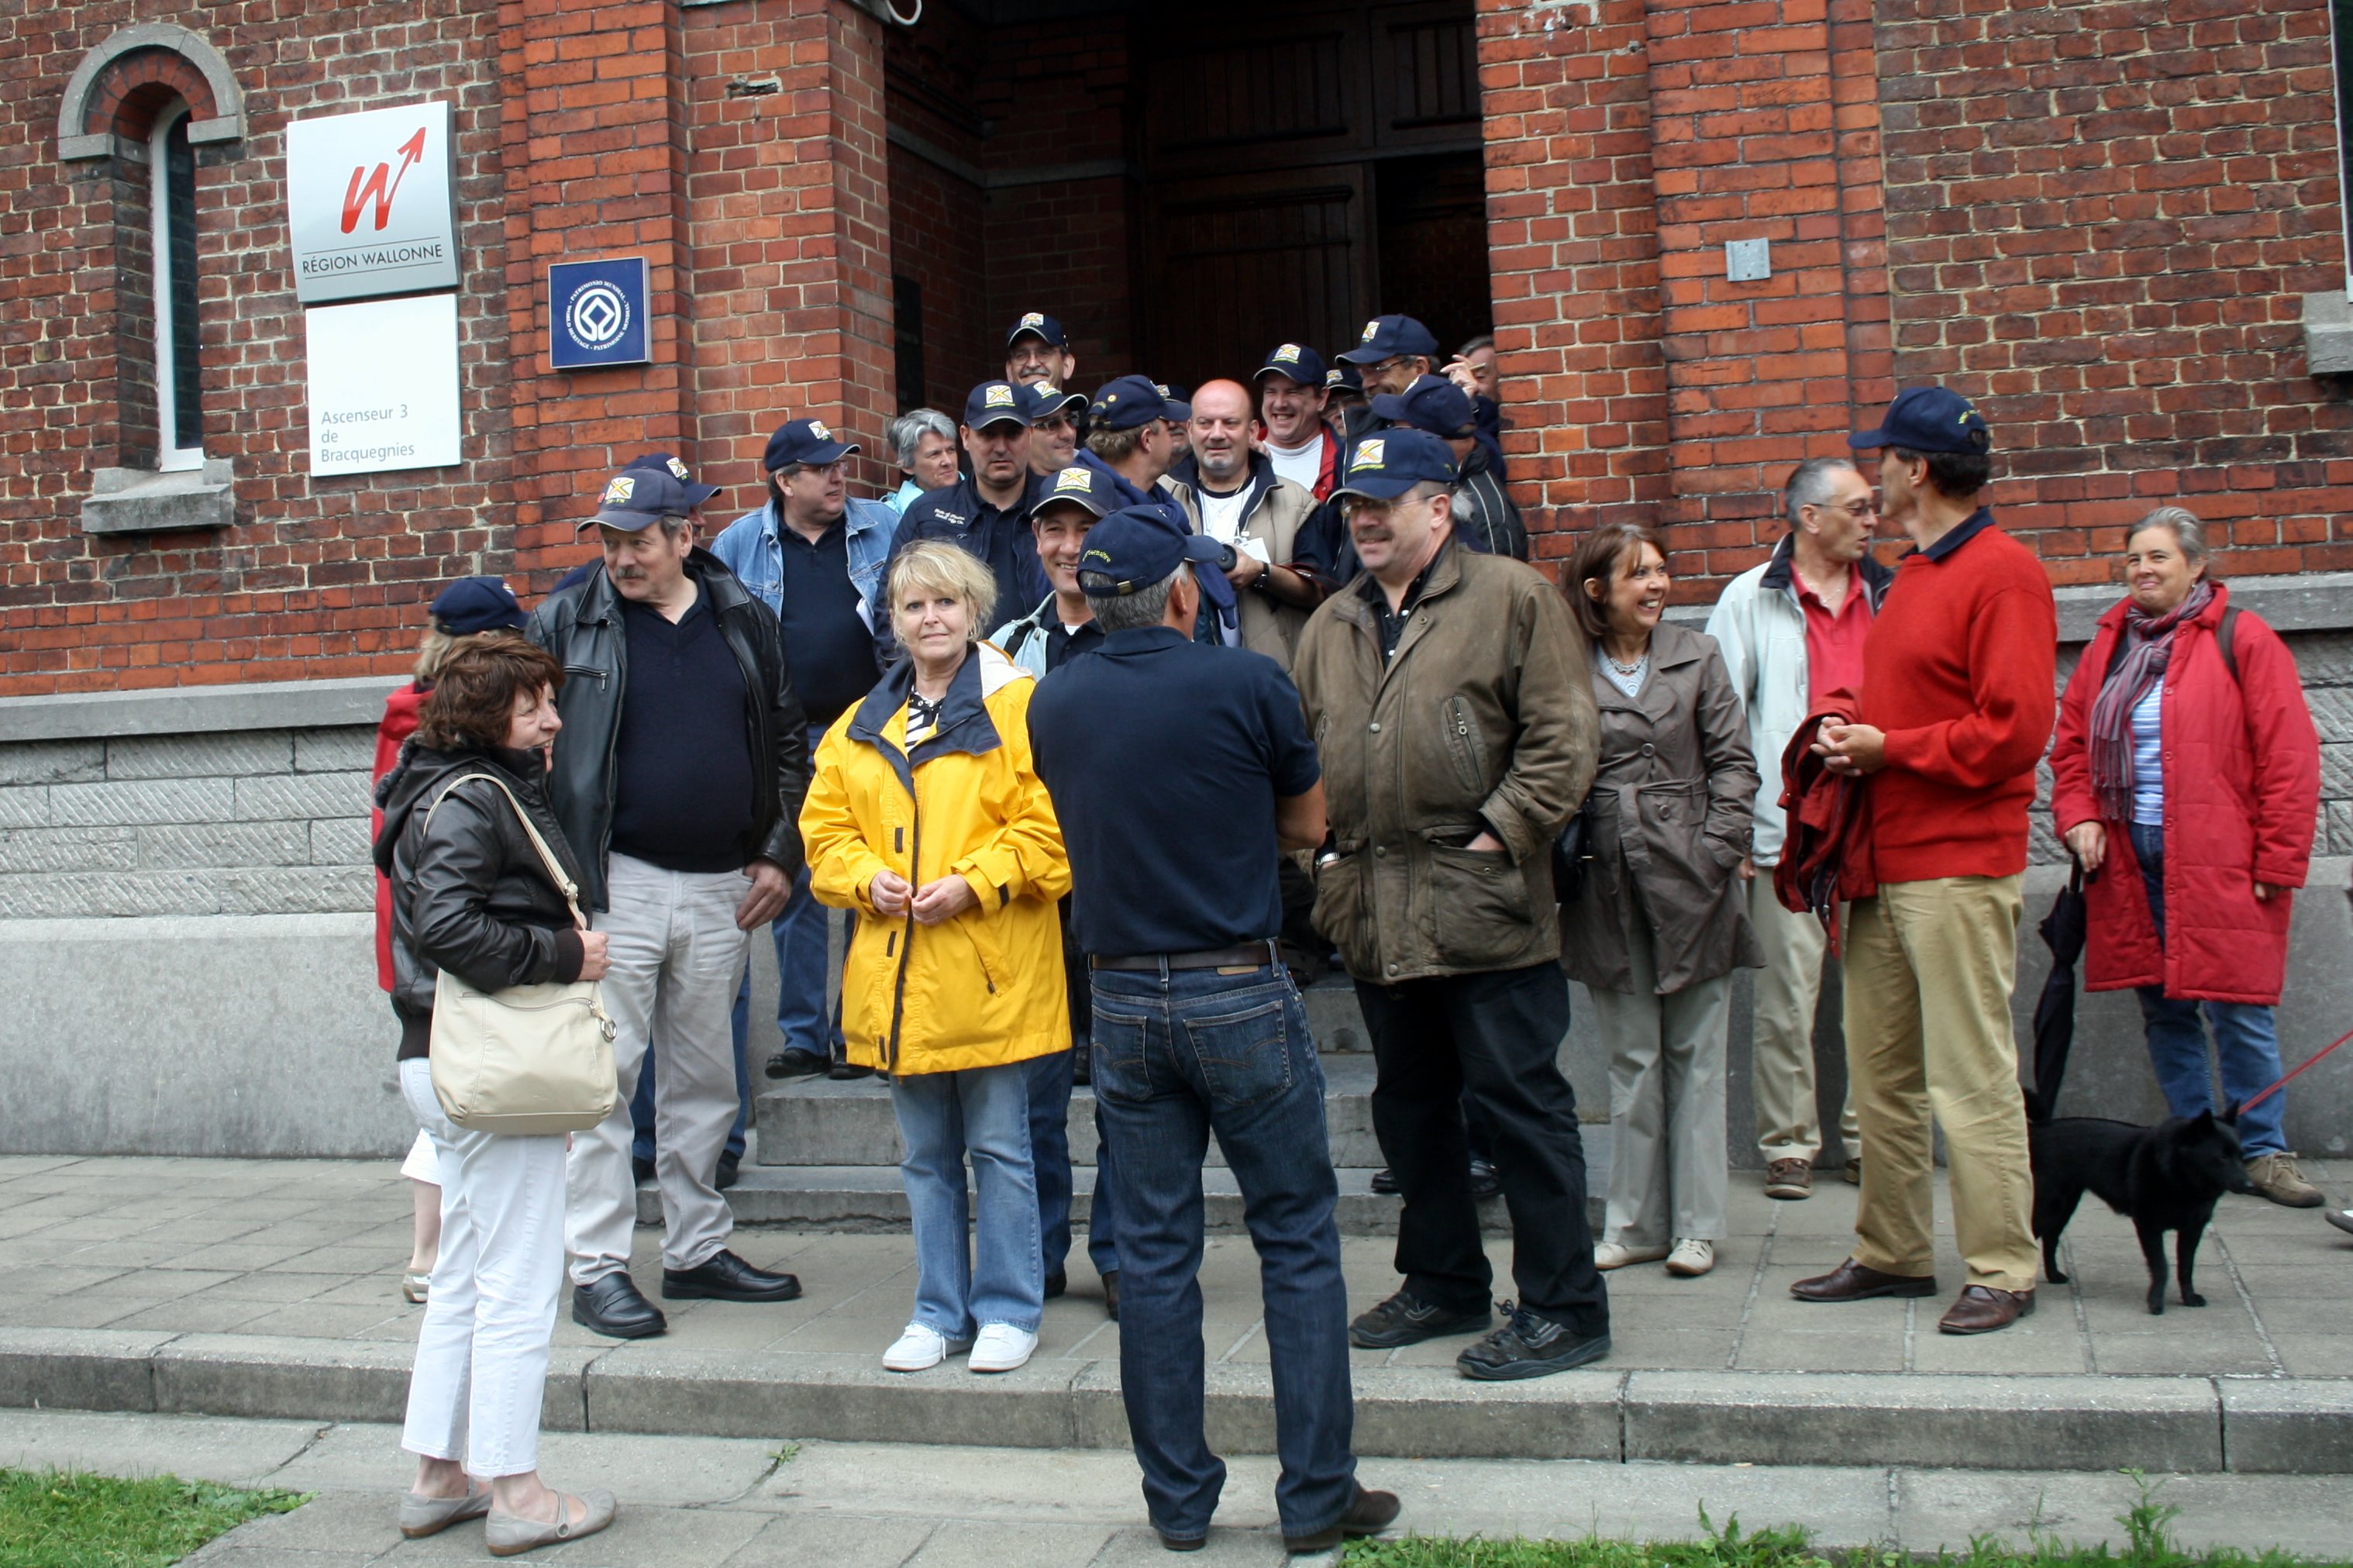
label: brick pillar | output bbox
[1642,0,1886,576]
[684,0,897,510]
[1476,0,1672,563]
[498,0,698,581]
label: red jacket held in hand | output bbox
[2050,585,2319,1005]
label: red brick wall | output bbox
[0,0,515,693]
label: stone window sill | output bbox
[2301,291,2353,376]
[81,460,236,536]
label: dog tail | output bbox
[2021,1085,2050,1126]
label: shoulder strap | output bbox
[425,773,588,932]
[2215,604,2240,684]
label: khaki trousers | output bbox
[1747,874,1858,1164]
[1591,913,1731,1248]
[1841,875,2038,1292]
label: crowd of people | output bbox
[365,312,2335,1557]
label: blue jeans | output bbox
[2129,821,2288,1156]
[1090,963,1356,1542]
[891,1062,1044,1338]
[1028,1049,1121,1280]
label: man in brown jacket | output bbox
[1291,429,1609,1380]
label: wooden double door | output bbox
[1134,0,1491,391]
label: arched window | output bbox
[150,105,205,470]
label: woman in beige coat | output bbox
[1560,524,1760,1279]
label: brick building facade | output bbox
[2,0,2350,699]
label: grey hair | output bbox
[656,515,692,542]
[1783,457,1859,525]
[1085,564,1185,633]
[891,408,955,472]
[2125,505,2210,565]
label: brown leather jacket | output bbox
[1560,620,1762,994]
[1292,539,1600,983]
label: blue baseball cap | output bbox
[1076,502,1238,613]
[1254,342,1329,388]
[1336,314,1441,365]
[1032,464,1121,521]
[1021,381,1087,422]
[763,418,858,472]
[1006,311,1069,350]
[963,381,1032,431]
[1325,363,1365,397]
[1089,374,1173,431]
[429,576,527,635]
[1155,382,1193,422]
[1372,374,1476,439]
[1331,428,1459,501]
[1848,386,1991,455]
[585,457,715,531]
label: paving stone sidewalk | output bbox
[4,1153,2348,1380]
[5,1409,2353,1568]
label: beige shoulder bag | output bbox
[424,773,618,1136]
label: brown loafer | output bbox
[1283,1485,1401,1555]
[1790,1256,1937,1303]
[1763,1159,1813,1200]
[1938,1284,2034,1335]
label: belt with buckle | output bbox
[1090,941,1279,974]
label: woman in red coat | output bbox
[376,577,533,1302]
[2050,508,2322,1206]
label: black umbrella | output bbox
[2030,861,2088,1118]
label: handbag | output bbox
[1550,811,1593,903]
[425,773,618,1136]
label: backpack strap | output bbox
[425,773,588,932]
[2215,603,2240,684]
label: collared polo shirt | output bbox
[609,591,755,872]
[776,517,880,729]
[1041,607,1105,673]
[1356,538,1449,660]
[1795,565,1873,713]
[1028,626,1321,957]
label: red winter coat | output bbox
[371,682,429,991]
[2049,586,2320,1005]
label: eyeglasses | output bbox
[1811,498,1879,519]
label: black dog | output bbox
[2027,1103,2258,1315]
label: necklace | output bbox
[1604,648,1648,676]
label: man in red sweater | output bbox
[1791,387,2056,1336]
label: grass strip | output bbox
[0,1467,308,1568]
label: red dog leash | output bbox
[2241,1025,2353,1113]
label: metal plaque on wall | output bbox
[287,100,460,305]
[549,257,653,370]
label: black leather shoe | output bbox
[631,1154,654,1185]
[1369,1167,1400,1195]
[572,1273,667,1339]
[1467,1158,1502,1201]
[716,1151,742,1191]
[1102,1270,1121,1322]
[1071,1048,1092,1086]
[1456,1304,1610,1381]
[1283,1485,1401,1554]
[828,1061,875,1081]
[662,1248,801,1303]
[1348,1290,1488,1349]
[764,1049,827,1080]
[1044,1268,1067,1301]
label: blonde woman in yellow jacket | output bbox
[801,540,1072,1377]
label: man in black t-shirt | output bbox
[1028,505,1398,1557]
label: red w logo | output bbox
[339,128,429,235]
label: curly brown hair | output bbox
[415,634,565,752]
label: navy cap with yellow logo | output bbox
[1336,314,1441,365]
[1032,463,1120,522]
[1848,385,1992,455]
[1005,311,1070,350]
[1077,502,1239,614]
[963,381,1033,432]
[584,454,716,531]
[1330,428,1459,502]
[1088,374,1173,432]
[1254,342,1330,388]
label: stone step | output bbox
[756,1052,1391,1170]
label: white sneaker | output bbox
[968,1323,1038,1373]
[883,1324,968,1373]
[1593,1242,1669,1270]
[1664,1239,1715,1277]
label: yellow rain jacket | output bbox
[801,640,1072,1075]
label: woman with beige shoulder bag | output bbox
[374,634,618,1556]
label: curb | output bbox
[3,1328,2346,1473]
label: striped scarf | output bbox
[2087,581,2213,823]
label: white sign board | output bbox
[305,294,463,476]
[286,100,459,305]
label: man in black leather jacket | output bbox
[528,458,814,1339]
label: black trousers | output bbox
[1356,961,1607,1332]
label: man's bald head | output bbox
[1189,379,1255,488]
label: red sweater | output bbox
[1858,512,2056,884]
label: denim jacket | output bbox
[711,495,898,629]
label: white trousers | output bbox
[1747,874,1859,1163]
[399,1058,567,1478]
[567,853,751,1284]
[1591,913,1732,1247]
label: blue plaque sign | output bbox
[549,257,650,370]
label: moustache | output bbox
[612,566,645,580]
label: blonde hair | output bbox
[415,623,461,681]
[887,540,999,643]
